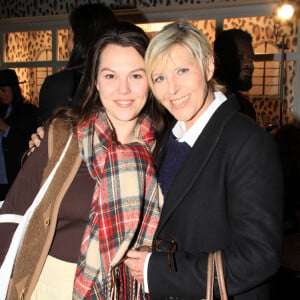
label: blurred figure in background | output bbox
[0,69,38,200]
[274,124,300,231]
[214,28,257,122]
[38,3,116,123]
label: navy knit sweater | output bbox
[158,133,191,197]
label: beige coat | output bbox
[6,119,82,300]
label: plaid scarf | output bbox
[73,111,162,299]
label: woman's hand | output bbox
[125,249,149,283]
[28,126,45,153]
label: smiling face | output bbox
[151,44,215,130]
[95,44,149,136]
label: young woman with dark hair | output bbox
[0,22,166,300]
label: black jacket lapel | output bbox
[155,97,239,234]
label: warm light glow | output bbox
[136,22,171,34]
[277,3,294,20]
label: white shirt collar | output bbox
[172,91,227,147]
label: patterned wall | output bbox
[5,31,52,62]
[0,0,278,18]
[4,29,66,105]
[1,0,299,128]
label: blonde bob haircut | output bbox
[145,20,224,93]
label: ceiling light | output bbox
[277,3,294,20]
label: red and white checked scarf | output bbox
[73,111,162,299]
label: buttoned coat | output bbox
[148,97,283,300]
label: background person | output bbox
[0,69,38,200]
[125,20,283,300]
[38,3,116,123]
[274,124,300,232]
[214,28,257,121]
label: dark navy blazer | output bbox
[149,96,283,300]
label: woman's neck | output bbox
[113,119,137,144]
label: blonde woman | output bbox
[126,20,283,300]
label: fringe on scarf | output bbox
[108,263,146,300]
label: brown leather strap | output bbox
[205,252,214,300]
[205,250,228,300]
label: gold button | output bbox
[45,219,50,225]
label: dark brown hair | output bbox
[67,3,116,69]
